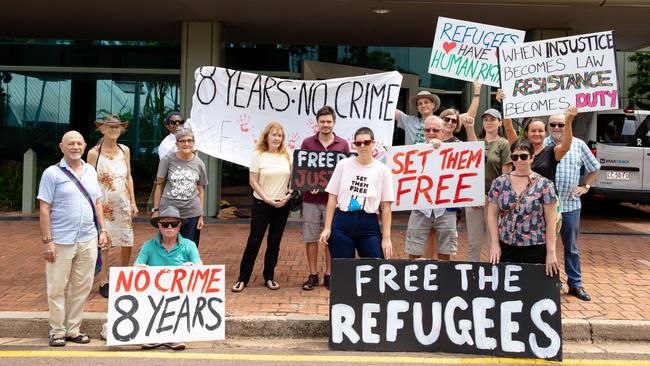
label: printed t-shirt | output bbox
[396,111,424,145]
[325,157,394,214]
[250,150,291,200]
[157,153,208,218]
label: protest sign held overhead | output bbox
[387,142,485,211]
[499,31,619,119]
[428,17,525,87]
[190,67,402,167]
[329,259,563,361]
[291,149,355,191]
[106,265,225,346]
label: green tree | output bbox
[627,52,650,109]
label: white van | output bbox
[579,109,650,204]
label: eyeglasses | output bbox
[549,123,565,128]
[177,139,195,144]
[511,153,530,161]
[167,119,185,126]
[424,128,441,133]
[159,221,181,228]
[443,117,458,124]
[352,139,374,147]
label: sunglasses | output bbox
[177,139,195,144]
[159,221,181,228]
[511,153,530,161]
[549,123,565,128]
[443,117,458,124]
[424,128,441,133]
[167,120,185,126]
[352,139,374,147]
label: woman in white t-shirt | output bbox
[319,127,395,259]
[232,122,292,293]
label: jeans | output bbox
[328,209,383,259]
[180,216,201,247]
[560,209,583,288]
[237,198,290,283]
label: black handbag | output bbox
[289,190,303,212]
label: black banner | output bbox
[329,259,562,361]
[291,149,354,191]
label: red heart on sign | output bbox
[443,42,457,54]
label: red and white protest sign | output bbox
[106,265,225,346]
[388,142,485,211]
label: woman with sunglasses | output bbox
[319,127,395,260]
[158,112,186,160]
[498,91,576,183]
[232,122,292,292]
[152,128,207,247]
[439,81,482,143]
[487,138,559,277]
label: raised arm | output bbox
[497,89,518,144]
[553,106,577,161]
[466,81,482,119]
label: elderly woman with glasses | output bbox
[152,128,207,247]
[487,138,560,277]
[319,127,395,260]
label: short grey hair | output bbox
[174,127,194,141]
[424,115,443,128]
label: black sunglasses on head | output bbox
[159,221,181,228]
[167,120,185,126]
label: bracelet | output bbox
[43,238,53,244]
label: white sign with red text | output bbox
[388,142,485,211]
[106,265,225,346]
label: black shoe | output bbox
[323,274,331,290]
[99,283,109,298]
[302,274,319,291]
[569,287,591,301]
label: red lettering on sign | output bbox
[154,269,170,292]
[134,270,150,292]
[115,270,133,292]
[204,268,223,293]
[396,176,416,206]
[391,152,405,174]
[454,172,477,203]
[192,268,210,292]
[435,174,454,205]
[414,175,434,205]
[403,150,418,174]
[439,148,454,170]
[417,149,434,173]
[467,149,482,168]
[170,268,188,292]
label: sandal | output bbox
[232,281,247,293]
[49,335,66,347]
[265,279,280,290]
[65,332,90,344]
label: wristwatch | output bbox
[584,184,591,190]
[151,207,159,213]
[42,236,53,244]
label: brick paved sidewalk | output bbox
[0,213,648,321]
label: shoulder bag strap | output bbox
[58,165,99,233]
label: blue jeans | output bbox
[328,209,383,259]
[560,209,583,288]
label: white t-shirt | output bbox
[325,157,395,214]
[250,151,291,200]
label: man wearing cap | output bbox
[38,130,109,347]
[544,113,599,301]
[135,205,202,350]
[395,90,441,145]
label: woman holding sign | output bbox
[232,122,292,293]
[319,127,395,260]
[487,138,560,277]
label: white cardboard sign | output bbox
[499,31,619,118]
[189,67,402,167]
[387,141,485,211]
[428,17,525,87]
[106,265,225,346]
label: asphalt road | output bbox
[1,338,649,366]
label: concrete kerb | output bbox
[0,312,648,343]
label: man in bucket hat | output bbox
[134,205,202,350]
[394,90,441,145]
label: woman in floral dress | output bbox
[88,114,138,298]
[487,138,560,277]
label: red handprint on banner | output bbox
[288,132,300,150]
[307,118,319,134]
[239,113,250,132]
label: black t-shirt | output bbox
[531,145,558,183]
